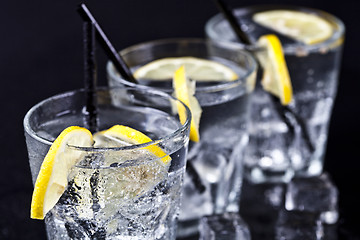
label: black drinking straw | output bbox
[213,0,252,45]
[77,3,138,84]
[78,3,206,194]
[213,0,315,153]
[83,20,98,133]
[78,9,105,235]
[187,157,206,194]
[283,104,315,153]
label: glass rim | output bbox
[205,4,345,53]
[23,86,191,152]
[106,37,258,94]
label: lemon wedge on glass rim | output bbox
[133,57,238,81]
[92,125,172,199]
[93,124,171,165]
[133,57,238,142]
[256,34,293,105]
[30,126,93,220]
[172,66,202,142]
[253,10,333,45]
[30,125,172,220]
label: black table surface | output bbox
[0,0,359,239]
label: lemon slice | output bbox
[253,10,333,45]
[256,34,293,105]
[173,66,202,142]
[92,125,171,199]
[93,125,171,164]
[30,126,93,220]
[133,57,238,81]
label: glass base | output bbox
[293,160,323,178]
[244,166,294,184]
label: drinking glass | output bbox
[107,38,257,237]
[206,5,345,183]
[24,86,191,240]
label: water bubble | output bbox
[261,108,271,118]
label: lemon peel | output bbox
[94,125,171,164]
[173,66,202,142]
[30,126,93,220]
[257,34,293,105]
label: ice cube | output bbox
[285,172,339,224]
[275,210,324,240]
[240,180,286,239]
[199,212,251,240]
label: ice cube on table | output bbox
[275,210,324,240]
[239,180,286,240]
[199,212,251,240]
[285,172,339,224]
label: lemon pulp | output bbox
[172,66,202,142]
[253,10,333,45]
[133,57,238,81]
[256,34,293,105]
[30,126,93,219]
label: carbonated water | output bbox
[205,6,344,182]
[26,103,187,240]
[119,57,253,236]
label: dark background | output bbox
[0,0,359,239]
